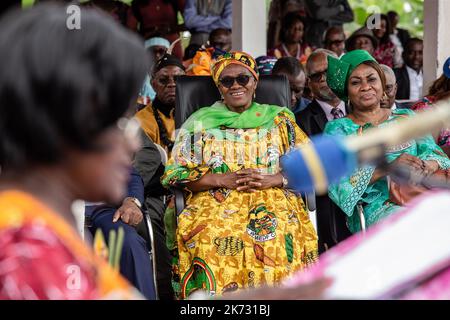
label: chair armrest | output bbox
[170,187,186,216]
[305,192,316,212]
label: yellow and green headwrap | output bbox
[211,51,259,85]
[326,49,377,101]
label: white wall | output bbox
[423,0,450,94]
[232,0,267,58]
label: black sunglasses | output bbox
[155,75,178,86]
[328,39,345,46]
[219,74,251,88]
[308,70,327,82]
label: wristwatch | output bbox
[125,197,142,209]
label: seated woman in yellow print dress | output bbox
[162,51,318,299]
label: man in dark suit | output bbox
[296,49,352,253]
[394,38,423,101]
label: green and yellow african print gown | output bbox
[162,102,318,299]
[324,108,450,234]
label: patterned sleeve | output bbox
[324,120,376,217]
[275,111,310,153]
[416,134,450,169]
[161,129,209,187]
[400,108,450,169]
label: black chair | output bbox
[172,75,318,232]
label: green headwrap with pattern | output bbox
[326,50,377,101]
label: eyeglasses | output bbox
[328,39,345,46]
[219,74,251,88]
[155,75,178,86]
[308,70,327,82]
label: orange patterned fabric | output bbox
[0,190,141,300]
[163,111,318,299]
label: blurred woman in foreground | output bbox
[0,4,147,299]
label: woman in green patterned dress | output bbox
[324,50,450,234]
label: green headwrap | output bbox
[326,50,377,101]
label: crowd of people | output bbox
[1,1,450,301]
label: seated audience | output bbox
[209,27,232,52]
[272,56,310,114]
[136,54,186,153]
[394,38,424,101]
[380,64,398,110]
[411,57,450,157]
[387,10,411,58]
[267,0,308,49]
[345,26,377,56]
[186,28,232,76]
[296,49,351,252]
[324,26,346,58]
[268,12,312,65]
[162,51,318,299]
[371,14,401,68]
[324,50,450,234]
[139,37,171,105]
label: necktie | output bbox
[331,107,344,120]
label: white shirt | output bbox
[406,65,423,101]
[391,102,397,111]
[390,33,404,68]
[317,100,346,122]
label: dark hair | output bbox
[209,28,231,41]
[272,56,304,78]
[387,11,398,20]
[324,26,344,44]
[428,74,450,100]
[0,4,148,171]
[371,14,393,44]
[404,37,423,53]
[280,12,306,43]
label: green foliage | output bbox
[347,0,424,38]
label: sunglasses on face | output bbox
[328,39,345,46]
[219,74,252,88]
[155,75,178,86]
[308,70,327,82]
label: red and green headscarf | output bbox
[211,51,259,86]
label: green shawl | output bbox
[181,101,294,133]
